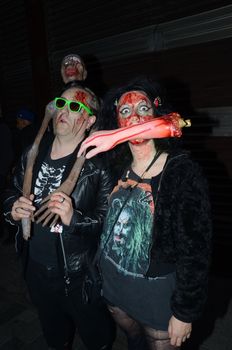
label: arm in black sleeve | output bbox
[63,163,113,238]
[171,160,212,322]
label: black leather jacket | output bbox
[3,134,113,275]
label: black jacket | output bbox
[3,134,113,274]
[146,151,212,323]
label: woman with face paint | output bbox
[79,77,212,349]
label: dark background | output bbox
[0,0,231,275]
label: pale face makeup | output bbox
[61,54,87,83]
[54,88,93,138]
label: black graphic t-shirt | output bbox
[100,169,154,277]
[100,170,176,330]
[29,150,72,266]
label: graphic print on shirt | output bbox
[101,179,154,276]
[34,160,66,205]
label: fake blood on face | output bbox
[117,91,155,143]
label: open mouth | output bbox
[65,67,78,76]
[114,235,124,243]
[130,138,146,145]
[57,115,68,124]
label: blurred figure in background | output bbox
[61,53,87,88]
[0,105,14,191]
[45,53,88,136]
[0,104,14,240]
[12,107,38,164]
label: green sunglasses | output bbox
[54,97,93,116]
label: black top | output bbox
[29,148,72,266]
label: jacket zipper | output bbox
[57,168,99,295]
[77,169,98,185]
[59,231,71,296]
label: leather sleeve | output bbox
[63,161,114,239]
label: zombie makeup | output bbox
[75,90,90,107]
[72,90,92,135]
[54,89,94,136]
[61,54,87,83]
[117,91,155,127]
[117,91,155,144]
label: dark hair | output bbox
[96,76,181,171]
[63,80,86,90]
[96,76,171,129]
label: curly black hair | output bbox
[96,76,172,130]
[95,76,181,173]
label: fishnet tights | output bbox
[108,305,178,350]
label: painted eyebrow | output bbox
[119,100,150,108]
[120,104,130,108]
[138,99,150,104]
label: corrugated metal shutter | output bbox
[0,0,34,125]
[42,0,232,95]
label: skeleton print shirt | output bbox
[29,150,72,266]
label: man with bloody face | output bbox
[61,54,87,86]
[3,84,116,350]
[79,77,212,350]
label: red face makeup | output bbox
[54,89,92,136]
[72,90,91,131]
[117,91,155,144]
[61,55,86,83]
[74,90,89,106]
[65,66,79,77]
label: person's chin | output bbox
[129,139,146,145]
[54,123,68,134]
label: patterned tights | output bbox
[108,305,179,350]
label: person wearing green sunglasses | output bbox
[4,83,116,349]
[52,86,97,141]
[54,97,93,116]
